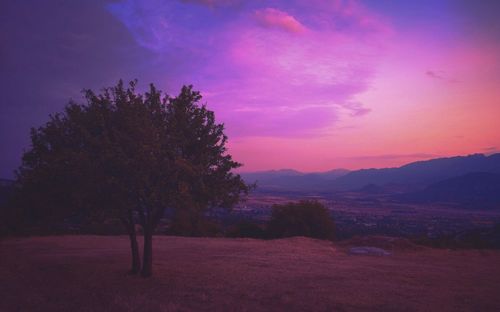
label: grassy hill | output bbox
[2,235,500,311]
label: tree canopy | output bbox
[166,85,249,236]
[268,201,335,240]
[14,80,250,276]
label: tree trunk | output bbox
[141,224,153,277]
[128,224,141,274]
[122,213,141,275]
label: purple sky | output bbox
[1,0,500,177]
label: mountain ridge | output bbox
[241,153,500,193]
[399,172,500,208]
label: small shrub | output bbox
[267,200,335,240]
[226,220,266,238]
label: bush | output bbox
[267,200,335,240]
[226,220,266,239]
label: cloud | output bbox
[344,101,372,117]
[426,70,443,79]
[107,0,392,137]
[426,70,459,83]
[483,147,499,155]
[221,105,337,137]
[254,8,307,33]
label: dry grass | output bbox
[1,235,500,311]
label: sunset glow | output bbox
[1,0,500,176]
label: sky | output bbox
[1,0,500,178]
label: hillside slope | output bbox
[400,172,500,208]
[2,236,500,311]
[333,153,500,191]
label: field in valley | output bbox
[1,235,500,311]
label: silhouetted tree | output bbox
[16,80,173,274]
[166,86,250,238]
[268,200,335,240]
[15,80,249,277]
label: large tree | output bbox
[15,80,249,277]
[16,80,171,274]
[166,86,249,236]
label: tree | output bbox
[15,80,249,277]
[267,201,335,240]
[16,80,171,274]
[166,86,250,237]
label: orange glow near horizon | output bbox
[228,36,500,172]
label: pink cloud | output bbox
[254,8,307,34]
[426,70,459,83]
[344,101,372,116]
[104,0,500,172]
[208,3,388,136]
[218,105,337,137]
[108,0,392,137]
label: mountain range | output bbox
[400,172,500,207]
[241,153,500,206]
[333,153,500,191]
[241,168,350,192]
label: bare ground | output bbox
[1,235,499,311]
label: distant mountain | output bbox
[399,172,500,208]
[333,153,500,191]
[357,184,386,194]
[241,169,303,181]
[240,169,350,192]
[319,169,352,180]
[241,153,500,194]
